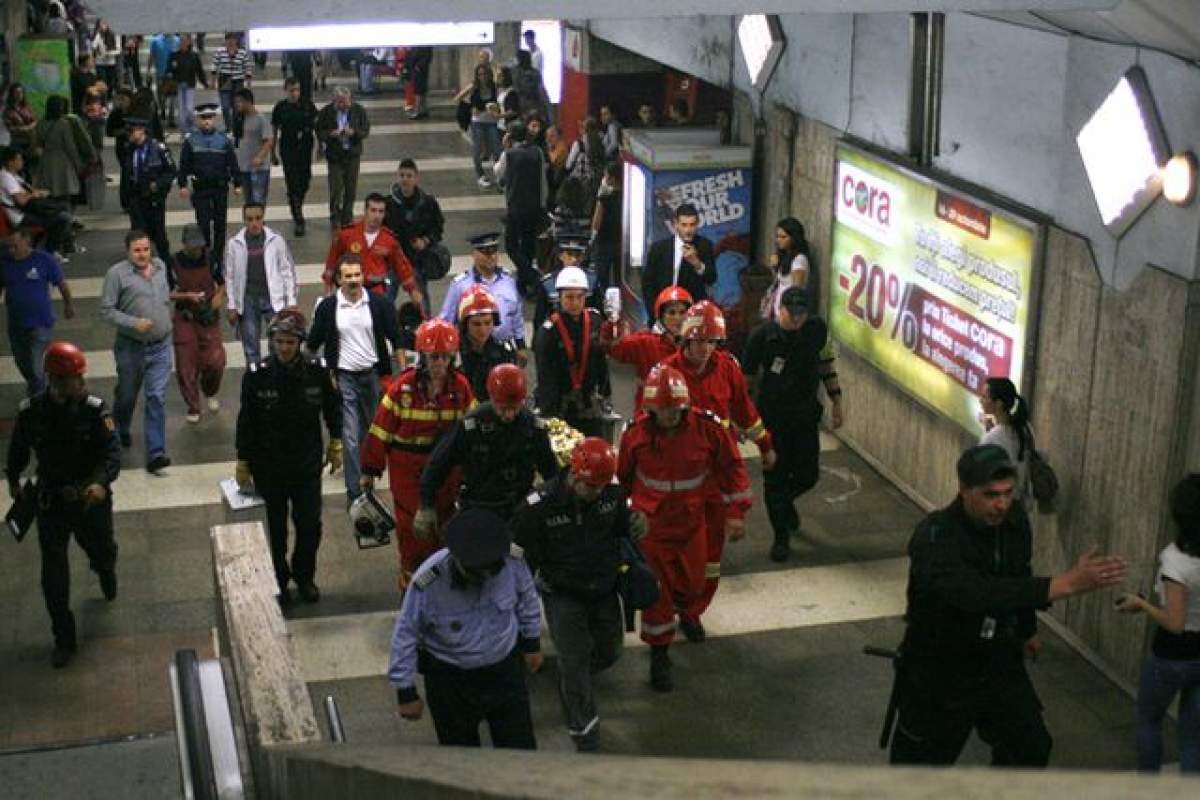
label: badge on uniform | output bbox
[349,242,362,254]
[400,394,412,408]
[770,356,786,374]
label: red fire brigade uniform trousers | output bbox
[662,350,771,620]
[618,411,750,646]
[601,323,676,413]
[171,262,226,415]
[361,368,474,587]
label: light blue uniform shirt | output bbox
[388,548,542,690]
[438,268,526,346]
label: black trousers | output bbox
[128,198,172,264]
[190,187,228,265]
[37,498,117,646]
[543,590,623,736]
[255,468,323,589]
[280,143,313,203]
[504,214,542,296]
[763,422,821,539]
[889,652,1052,767]
[423,651,537,749]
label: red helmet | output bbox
[680,300,726,341]
[457,284,500,324]
[570,437,617,487]
[415,319,460,354]
[486,363,527,406]
[654,285,693,320]
[267,307,308,340]
[44,341,87,377]
[642,364,690,410]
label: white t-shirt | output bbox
[364,230,380,248]
[0,169,25,225]
[980,424,1030,503]
[1156,543,1200,632]
[335,290,377,371]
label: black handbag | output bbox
[416,242,452,281]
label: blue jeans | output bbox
[238,292,276,365]
[9,324,52,397]
[241,169,271,205]
[470,121,501,177]
[336,369,380,502]
[178,83,196,132]
[1137,652,1200,772]
[113,336,172,462]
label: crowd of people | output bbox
[1,21,1198,774]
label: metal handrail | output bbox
[324,694,347,744]
[170,649,218,800]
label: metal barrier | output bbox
[323,695,346,744]
[169,649,245,799]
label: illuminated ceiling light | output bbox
[737,15,785,92]
[247,22,494,52]
[1163,152,1197,206]
[1075,66,1169,237]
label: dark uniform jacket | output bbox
[420,402,559,514]
[533,308,610,417]
[904,498,1049,663]
[459,336,518,401]
[7,393,121,491]
[235,354,342,475]
[270,98,317,155]
[176,129,240,191]
[120,137,176,207]
[742,317,829,430]
[512,474,632,600]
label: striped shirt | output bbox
[211,48,252,85]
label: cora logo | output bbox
[836,160,900,246]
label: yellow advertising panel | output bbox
[829,144,1040,434]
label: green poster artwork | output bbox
[15,37,72,117]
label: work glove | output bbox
[324,439,344,474]
[628,509,648,541]
[413,507,438,541]
[235,460,253,492]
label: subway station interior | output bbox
[2,0,1200,796]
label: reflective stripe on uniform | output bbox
[391,433,438,446]
[381,394,465,421]
[641,620,676,636]
[704,561,721,578]
[368,424,393,443]
[722,490,753,503]
[744,419,767,441]
[635,469,708,493]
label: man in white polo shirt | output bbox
[307,256,405,505]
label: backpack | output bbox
[1027,438,1059,513]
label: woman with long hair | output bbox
[760,217,814,321]
[455,63,501,189]
[978,376,1032,503]
[1117,474,1200,773]
[565,116,605,201]
[3,84,39,161]
[495,66,520,135]
[91,20,121,100]
[119,35,143,90]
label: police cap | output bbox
[195,103,220,117]
[444,508,512,568]
[957,444,1016,488]
[468,232,502,251]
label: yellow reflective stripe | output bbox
[368,424,393,443]
[396,408,465,422]
[392,433,438,446]
[382,394,401,414]
[744,419,767,440]
[704,562,721,578]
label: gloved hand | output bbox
[628,509,648,541]
[413,507,438,541]
[235,460,254,492]
[324,439,344,474]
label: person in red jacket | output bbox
[600,285,691,411]
[660,301,775,638]
[617,364,751,692]
[360,318,474,589]
[324,192,424,310]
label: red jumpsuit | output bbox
[601,320,677,412]
[323,221,418,300]
[661,349,771,620]
[360,367,474,588]
[617,409,751,646]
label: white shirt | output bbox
[1156,543,1200,632]
[364,229,380,248]
[0,169,25,225]
[528,46,544,75]
[671,235,688,286]
[335,289,377,371]
[979,424,1031,504]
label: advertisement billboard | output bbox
[829,144,1040,434]
[15,37,72,118]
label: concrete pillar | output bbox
[2,0,28,87]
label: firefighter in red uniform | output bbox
[600,286,692,412]
[660,301,775,640]
[323,192,423,310]
[617,364,751,691]
[360,318,474,589]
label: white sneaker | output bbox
[477,175,492,189]
[186,412,201,424]
[207,397,221,412]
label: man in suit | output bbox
[641,203,716,319]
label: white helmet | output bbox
[555,266,590,293]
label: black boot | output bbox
[291,197,306,237]
[769,535,791,563]
[650,646,673,692]
[51,640,77,668]
[99,569,118,601]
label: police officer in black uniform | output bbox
[888,444,1129,767]
[270,77,318,237]
[235,308,343,605]
[418,363,559,533]
[120,117,177,264]
[6,342,121,668]
[742,287,845,562]
[177,103,241,270]
[511,437,641,752]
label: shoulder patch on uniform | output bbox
[86,395,103,408]
[464,417,477,431]
[452,272,469,283]
[509,543,525,559]
[17,397,31,411]
[413,563,441,590]
[502,340,515,352]
[532,416,546,429]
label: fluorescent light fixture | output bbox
[625,161,648,268]
[737,15,784,91]
[1163,152,1197,206]
[1075,66,1169,237]
[247,22,494,52]
[520,20,562,104]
